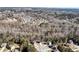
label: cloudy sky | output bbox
[0,0,79,8]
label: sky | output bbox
[0,0,79,8]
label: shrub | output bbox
[20,37,37,52]
[27,44,37,52]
